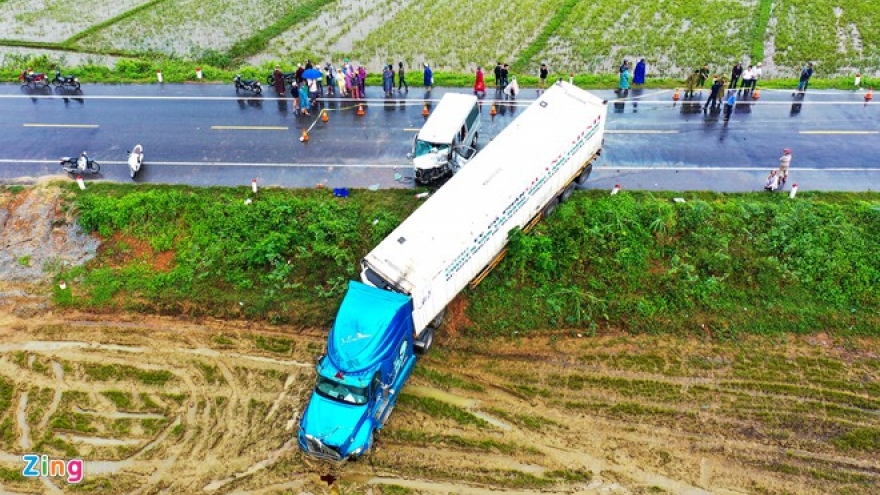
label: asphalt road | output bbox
[1,82,878,191]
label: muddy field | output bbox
[0,186,878,494]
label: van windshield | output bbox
[315,376,369,405]
[414,140,450,158]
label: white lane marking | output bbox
[211,125,289,130]
[0,159,403,169]
[3,159,880,172]
[606,130,679,134]
[799,130,879,135]
[23,123,99,128]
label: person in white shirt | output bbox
[739,65,754,95]
[751,62,763,92]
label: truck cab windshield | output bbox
[315,376,368,405]
[414,140,450,158]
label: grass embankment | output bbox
[52,184,879,335]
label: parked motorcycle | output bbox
[19,69,50,87]
[52,70,81,90]
[234,75,262,94]
[127,145,144,179]
[266,71,296,85]
[60,152,100,175]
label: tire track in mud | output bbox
[0,326,315,494]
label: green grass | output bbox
[82,363,174,385]
[833,427,880,452]
[0,378,14,416]
[101,390,135,410]
[0,465,25,482]
[486,407,564,431]
[384,428,523,454]
[254,335,293,354]
[49,186,880,336]
[195,362,227,385]
[413,367,485,392]
[396,394,488,428]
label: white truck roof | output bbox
[417,93,479,144]
[363,82,606,332]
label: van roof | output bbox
[417,93,479,144]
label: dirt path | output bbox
[0,311,875,494]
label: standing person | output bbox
[382,65,393,97]
[389,61,396,89]
[336,68,347,97]
[617,65,631,96]
[538,62,549,90]
[751,62,763,92]
[697,64,710,87]
[504,76,519,99]
[730,62,743,90]
[500,63,510,90]
[474,66,486,97]
[704,77,723,109]
[325,62,336,96]
[684,69,699,98]
[357,65,367,97]
[723,90,737,120]
[633,58,647,86]
[397,62,408,92]
[717,76,728,103]
[347,70,359,99]
[494,62,502,89]
[778,148,792,184]
[298,81,310,116]
[423,63,433,90]
[796,63,813,94]
[295,63,305,85]
[739,65,754,95]
[272,66,285,96]
[619,59,629,74]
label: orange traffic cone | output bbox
[866,87,873,101]
[752,87,761,99]
[357,104,365,116]
[321,110,329,122]
[490,104,497,116]
[422,104,429,117]
[300,128,309,142]
[672,88,680,101]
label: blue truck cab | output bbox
[298,281,418,460]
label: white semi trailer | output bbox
[361,80,607,347]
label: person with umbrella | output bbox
[423,63,433,90]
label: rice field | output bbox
[1,0,878,77]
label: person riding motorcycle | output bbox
[77,152,88,172]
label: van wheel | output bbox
[560,183,576,202]
[414,327,434,355]
[430,308,446,328]
[472,132,478,147]
[542,198,559,218]
[575,164,593,185]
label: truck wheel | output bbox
[414,327,434,355]
[560,183,576,202]
[472,132,478,147]
[575,164,593,185]
[542,198,559,218]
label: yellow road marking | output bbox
[23,123,99,128]
[799,130,878,135]
[211,125,289,131]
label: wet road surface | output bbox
[0,83,877,191]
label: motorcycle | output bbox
[52,70,81,90]
[60,152,100,175]
[234,75,262,94]
[266,71,296,85]
[19,70,50,87]
[127,145,144,179]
